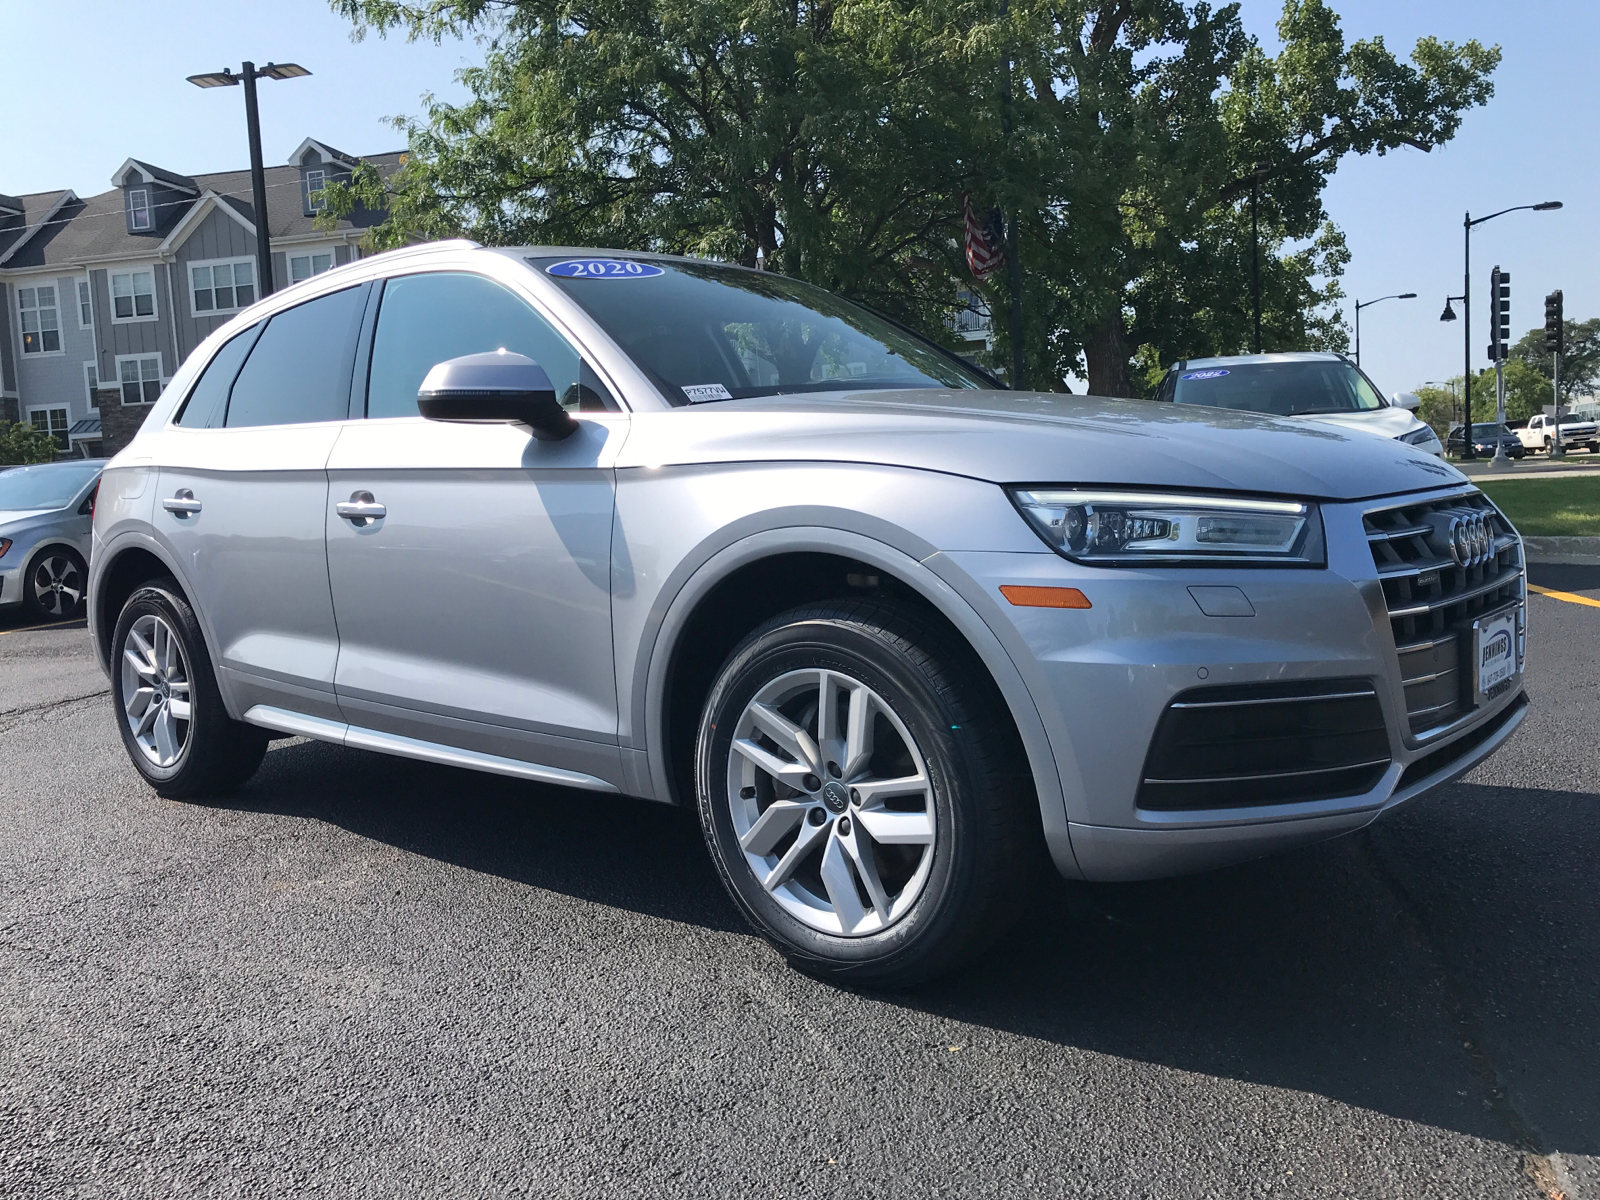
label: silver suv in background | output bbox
[89,243,1527,985]
[1155,353,1445,457]
[0,459,103,620]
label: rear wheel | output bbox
[1544,436,1553,453]
[24,547,86,620]
[695,600,1037,987]
[111,581,268,798]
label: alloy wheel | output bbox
[119,614,193,768]
[30,553,83,618]
[725,669,936,937]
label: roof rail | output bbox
[357,238,482,266]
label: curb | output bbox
[1523,535,1600,565]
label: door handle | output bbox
[336,491,386,526]
[162,489,201,517]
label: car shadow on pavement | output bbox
[226,740,1597,1155]
[1527,561,1600,595]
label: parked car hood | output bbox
[1287,406,1424,441]
[0,508,59,529]
[617,390,1466,501]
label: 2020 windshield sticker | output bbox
[1181,369,1230,380]
[682,383,734,403]
[546,259,665,279]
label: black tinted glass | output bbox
[366,272,613,419]
[177,324,261,428]
[534,257,990,404]
[225,285,366,427]
[1170,361,1383,415]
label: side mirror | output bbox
[1392,391,1421,412]
[418,350,579,442]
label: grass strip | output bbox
[1477,476,1600,537]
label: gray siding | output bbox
[0,281,17,397]
[172,205,257,363]
[12,272,99,425]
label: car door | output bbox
[324,269,628,788]
[153,282,370,723]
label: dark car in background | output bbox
[1446,423,1526,459]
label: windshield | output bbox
[0,462,99,511]
[1168,360,1384,416]
[1466,424,1510,437]
[534,256,991,404]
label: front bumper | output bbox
[944,484,1528,881]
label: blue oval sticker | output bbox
[1181,369,1230,380]
[546,259,664,279]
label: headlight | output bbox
[1399,427,1438,446]
[1008,488,1324,566]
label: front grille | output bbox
[1138,679,1391,811]
[1364,489,1524,735]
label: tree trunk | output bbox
[1085,308,1135,397]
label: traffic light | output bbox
[1545,289,1564,355]
[1487,266,1512,360]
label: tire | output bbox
[695,600,1038,987]
[23,546,87,621]
[110,580,268,799]
[1544,437,1553,453]
[1589,442,1599,454]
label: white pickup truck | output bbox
[1518,412,1600,454]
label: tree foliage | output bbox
[0,419,58,465]
[1511,317,1600,406]
[325,0,1498,394]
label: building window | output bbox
[29,407,70,451]
[18,286,61,354]
[77,279,93,328]
[111,270,156,320]
[289,252,334,284]
[84,363,100,409]
[305,169,327,212]
[128,188,152,231]
[117,354,163,406]
[190,259,256,313]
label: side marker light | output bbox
[1000,585,1091,609]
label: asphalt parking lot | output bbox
[2,569,1596,1199]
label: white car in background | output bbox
[1155,353,1444,457]
[1518,412,1599,455]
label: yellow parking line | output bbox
[1528,583,1600,609]
[0,619,87,636]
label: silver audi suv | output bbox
[88,241,1528,985]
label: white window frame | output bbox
[16,283,63,356]
[114,352,164,407]
[288,250,336,284]
[110,268,158,323]
[27,404,71,451]
[187,256,258,316]
[83,361,101,411]
[128,187,152,231]
[77,278,94,329]
[305,169,327,212]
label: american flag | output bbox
[963,194,1006,280]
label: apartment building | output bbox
[0,139,399,455]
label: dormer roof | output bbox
[289,138,361,168]
[111,158,200,195]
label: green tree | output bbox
[1511,317,1600,406]
[1412,380,1461,440]
[1465,361,1546,426]
[325,0,1498,393]
[0,419,57,465]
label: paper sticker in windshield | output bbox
[1181,369,1230,380]
[682,383,733,403]
[546,259,665,279]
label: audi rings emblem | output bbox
[1448,512,1492,567]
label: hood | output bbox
[0,508,60,529]
[1292,406,1424,441]
[616,390,1467,501]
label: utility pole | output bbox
[998,0,1024,389]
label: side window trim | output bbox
[351,278,385,420]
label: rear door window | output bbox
[364,272,614,419]
[176,324,262,429]
[225,284,368,428]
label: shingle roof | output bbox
[1,150,404,270]
[124,159,199,194]
[0,190,75,265]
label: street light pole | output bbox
[1456,201,1563,459]
[1353,293,1417,366]
[187,61,312,299]
[1248,161,1268,354]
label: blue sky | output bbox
[2,0,1589,398]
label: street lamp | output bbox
[187,62,312,298]
[1458,201,1562,457]
[1353,293,1416,366]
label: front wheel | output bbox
[24,547,86,620]
[695,601,1037,987]
[111,581,268,798]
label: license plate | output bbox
[1474,605,1521,699]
